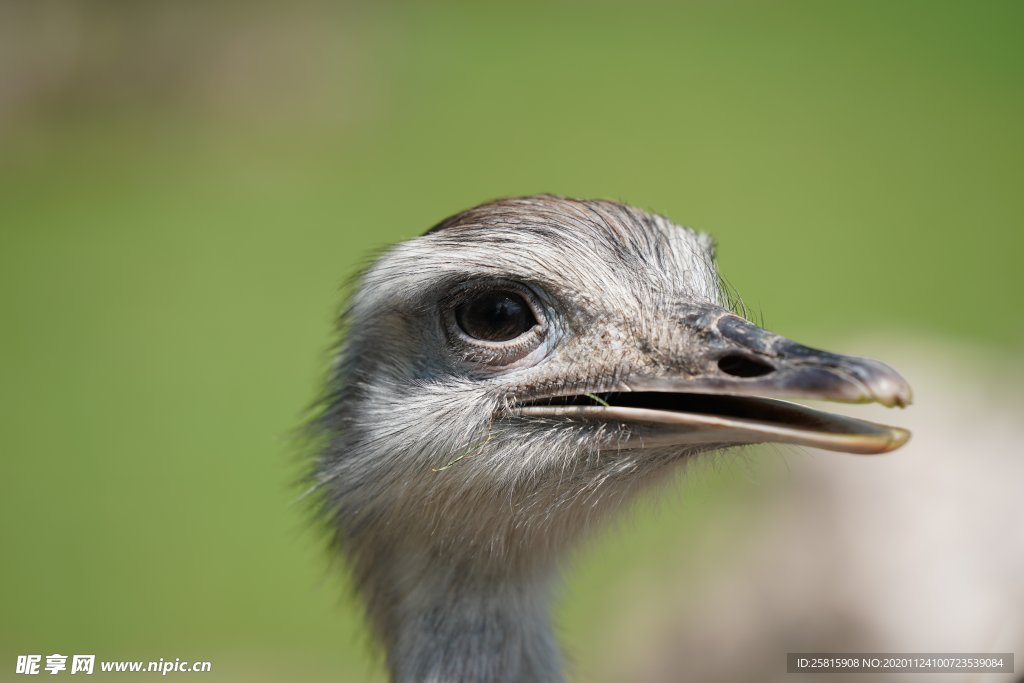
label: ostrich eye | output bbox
[455,290,537,342]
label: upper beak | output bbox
[628,306,912,408]
[517,305,913,455]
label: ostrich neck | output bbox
[374,556,565,683]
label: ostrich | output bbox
[307,195,912,683]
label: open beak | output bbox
[517,305,912,455]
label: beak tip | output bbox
[855,425,912,455]
[862,363,913,409]
[877,391,913,409]
[885,426,913,452]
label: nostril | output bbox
[718,354,775,378]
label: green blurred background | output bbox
[1,1,1021,681]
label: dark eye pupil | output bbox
[455,291,537,342]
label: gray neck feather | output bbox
[385,567,564,683]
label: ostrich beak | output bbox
[518,306,913,455]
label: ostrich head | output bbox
[309,195,911,683]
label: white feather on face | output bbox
[307,194,911,683]
[314,196,726,559]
